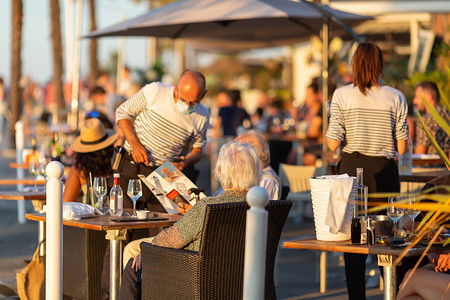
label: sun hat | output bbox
[71,118,118,153]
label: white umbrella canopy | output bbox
[86,0,371,50]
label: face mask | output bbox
[176,100,198,115]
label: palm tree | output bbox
[10,0,23,147]
[431,14,450,71]
[50,0,65,122]
[89,0,99,86]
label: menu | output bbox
[138,161,206,214]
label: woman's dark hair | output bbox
[352,42,383,95]
[75,145,114,178]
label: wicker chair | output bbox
[62,227,107,300]
[141,200,292,300]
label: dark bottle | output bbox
[351,217,362,244]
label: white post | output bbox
[46,161,64,300]
[244,186,269,300]
[15,121,26,224]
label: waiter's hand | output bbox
[172,156,185,170]
[130,141,150,166]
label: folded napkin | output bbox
[43,202,102,220]
[323,174,355,234]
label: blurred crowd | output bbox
[0,64,448,173]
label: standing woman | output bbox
[326,42,408,300]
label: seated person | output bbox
[119,140,262,299]
[413,81,450,156]
[63,118,118,203]
[210,129,281,202]
[397,260,450,300]
[396,170,450,300]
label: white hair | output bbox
[235,129,270,167]
[215,141,262,191]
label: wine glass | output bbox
[38,157,50,182]
[127,179,142,217]
[29,158,39,191]
[387,196,404,238]
[94,177,108,211]
[406,196,421,230]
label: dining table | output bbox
[284,238,449,300]
[25,211,181,300]
[322,153,445,173]
[399,167,448,193]
[0,190,47,255]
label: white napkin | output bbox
[324,174,354,234]
[43,202,102,220]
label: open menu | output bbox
[138,161,206,214]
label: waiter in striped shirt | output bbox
[115,70,210,212]
[327,43,409,300]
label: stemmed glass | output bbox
[29,158,39,191]
[387,196,405,238]
[406,196,421,230]
[127,179,142,217]
[94,177,108,211]
[38,157,50,183]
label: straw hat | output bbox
[71,118,118,153]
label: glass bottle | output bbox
[26,138,37,165]
[398,138,412,175]
[355,168,368,219]
[110,173,123,217]
[351,168,368,244]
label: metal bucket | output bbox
[361,215,394,237]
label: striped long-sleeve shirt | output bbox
[326,84,409,158]
[116,82,210,166]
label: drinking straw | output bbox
[89,172,93,205]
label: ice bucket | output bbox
[309,177,356,241]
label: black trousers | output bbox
[339,152,399,300]
[118,259,142,300]
[102,153,166,300]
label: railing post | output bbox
[15,120,26,224]
[244,186,269,300]
[46,161,64,300]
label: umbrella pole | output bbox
[322,15,329,155]
[69,0,83,131]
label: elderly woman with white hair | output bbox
[119,141,262,300]
[209,129,281,202]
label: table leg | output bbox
[378,254,399,300]
[32,200,46,257]
[319,251,327,293]
[38,221,46,256]
[106,229,127,300]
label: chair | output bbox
[140,200,292,300]
[62,227,107,300]
[278,163,326,223]
[281,185,290,200]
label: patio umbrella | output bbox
[86,0,372,152]
[86,0,370,51]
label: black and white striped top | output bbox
[326,84,408,158]
[116,82,210,166]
